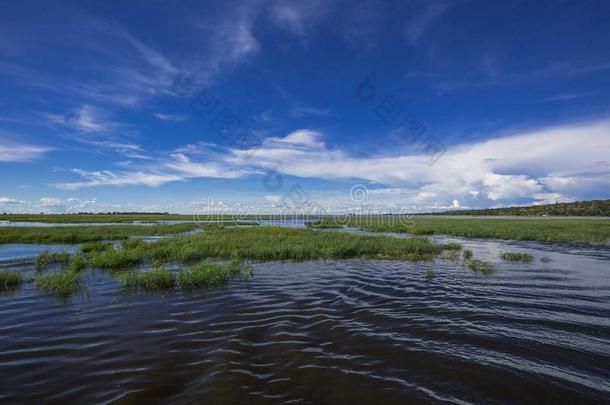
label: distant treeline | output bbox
[425,199,610,217]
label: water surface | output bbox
[0,235,608,403]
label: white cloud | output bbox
[153,112,187,122]
[0,137,54,162]
[40,197,63,206]
[0,197,29,205]
[51,119,610,209]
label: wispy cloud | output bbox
[0,197,29,205]
[404,0,453,45]
[539,92,590,102]
[0,135,54,162]
[153,112,188,122]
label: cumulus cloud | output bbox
[40,197,63,206]
[0,197,29,205]
[52,119,610,209]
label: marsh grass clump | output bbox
[177,260,250,289]
[36,271,80,296]
[424,267,435,279]
[84,226,455,268]
[35,251,71,271]
[118,268,176,291]
[87,249,145,269]
[0,270,22,290]
[80,241,114,254]
[466,259,494,274]
[500,252,534,263]
[540,256,552,263]
[121,238,146,250]
[463,249,473,259]
[68,254,87,272]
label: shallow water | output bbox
[0,233,608,403]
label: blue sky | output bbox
[1,0,609,214]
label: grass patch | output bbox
[68,254,87,272]
[118,268,176,291]
[306,221,344,229]
[540,256,552,263]
[36,271,80,296]
[309,217,610,244]
[463,249,473,259]
[177,260,251,289]
[0,223,201,244]
[500,252,534,263]
[87,249,144,269]
[0,270,22,290]
[424,267,435,279]
[35,251,71,271]
[80,241,114,253]
[466,260,494,274]
[85,226,460,269]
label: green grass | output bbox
[35,251,71,271]
[36,271,81,296]
[0,223,201,244]
[67,254,87,272]
[85,226,460,269]
[118,268,176,291]
[540,256,552,263]
[307,217,610,244]
[0,213,314,223]
[118,260,252,292]
[500,252,534,263]
[0,270,22,290]
[306,221,344,229]
[463,249,473,259]
[80,241,114,253]
[424,267,435,279]
[178,260,251,289]
[466,259,494,273]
